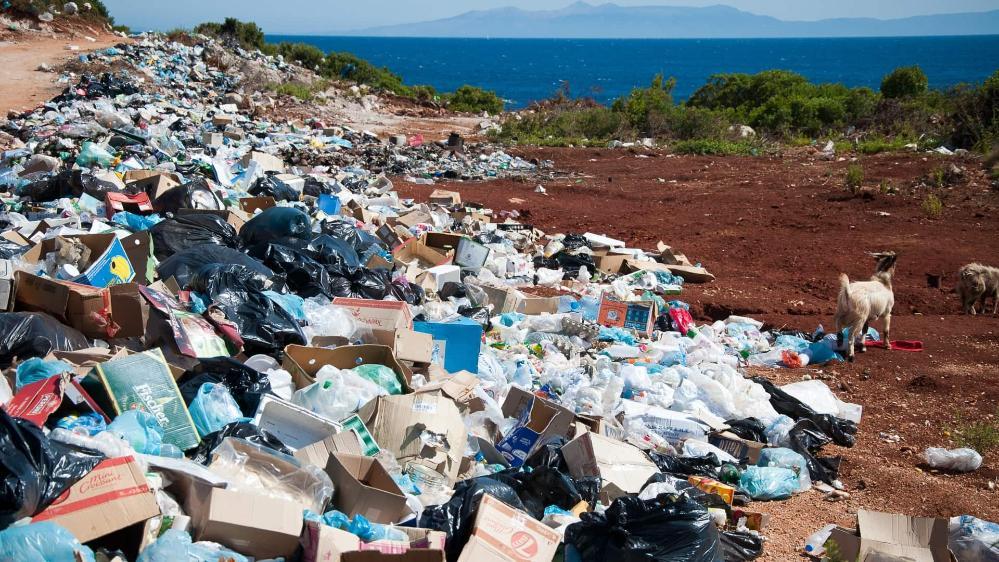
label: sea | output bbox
[267,35,999,109]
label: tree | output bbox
[881,66,929,99]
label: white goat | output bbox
[834,253,897,362]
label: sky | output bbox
[104,0,999,35]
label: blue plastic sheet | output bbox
[15,357,72,390]
[739,466,799,500]
[138,529,248,562]
[0,522,95,562]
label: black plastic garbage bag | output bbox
[54,72,139,101]
[752,377,857,447]
[643,474,732,514]
[719,531,764,561]
[20,170,121,202]
[525,437,570,472]
[239,207,312,247]
[787,419,843,485]
[249,174,300,202]
[189,264,306,356]
[723,418,768,444]
[322,219,384,255]
[306,234,361,271]
[152,177,223,214]
[157,245,273,289]
[178,357,273,417]
[0,313,90,369]
[419,479,527,562]
[348,268,392,300]
[490,466,585,520]
[458,306,492,331]
[389,279,425,306]
[555,250,597,277]
[248,242,335,299]
[650,453,721,479]
[190,422,293,465]
[0,410,104,528]
[149,214,239,260]
[564,493,723,562]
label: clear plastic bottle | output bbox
[804,524,837,556]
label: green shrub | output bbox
[922,194,943,217]
[270,42,326,70]
[194,18,267,51]
[494,106,629,146]
[270,81,328,101]
[949,70,999,151]
[947,410,999,453]
[671,139,753,156]
[881,66,929,99]
[447,85,504,114]
[612,74,677,131]
[845,164,864,191]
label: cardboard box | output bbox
[24,233,136,287]
[295,431,368,469]
[84,349,200,451]
[828,510,957,562]
[241,151,286,173]
[332,297,413,331]
[300,522,446,562]
[105,192,154,218]
[122,231,153,285]
[495,386,574,468]
[422,232,464,254]
[428,189,461,206]
[594,253,629,275]
[189,487,307,560]
[413,317,482,374]
[687,476,736,505]
[125,172,181,200]
[708,431,766,464]
[456,494,560,562]
[326,453,407,524]
[0,259,12,310]
[561,431,659,502]
[597,293,659,336]
[419,264,461,292]
[375,223,404,250]
[239,196,277,213]
[478,284,521,314]
[393,239,452,281]
[515,295,560,315]
[394,209,435,229]
[369,328,434,365]
[358,391,467,483]
[14,272,148,339]
[33,456,159,542]
[282,344,413,393]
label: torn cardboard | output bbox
[326,453,407,524]
[456,494,560,562]
[561,431,659,502]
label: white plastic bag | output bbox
[924,447,982,472]
[781,379,863,423]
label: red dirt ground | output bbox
[396,147,999,559]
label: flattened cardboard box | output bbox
[561,431,659,502]
[456,494,560,562]
[32,456,159,543]
[326,453,407,524]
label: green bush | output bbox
[494,106,629,146]
[845,164,864,191]
[881,66,929,99]
[922,194,943,217]
[194,18,267,51]
[269,42,326,70]
[447,85,504,114]
[612,74,676,131]
[949,70,999,151]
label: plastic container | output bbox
[804,523,837,556]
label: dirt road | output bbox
[396,148,999,559]
[0,33,122,114]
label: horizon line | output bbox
[264,33,999,40]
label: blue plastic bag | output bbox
[55,413,107,436]
[264,290,307,322]
[137,529,249,562]
[189,383,243,438]
[112,211,162,231]
[757,447,811,492]
[949,515,999,562]
[0,522,95,562]
[15,357,72,390]
[739,466,799,500]
[106,410,182,457]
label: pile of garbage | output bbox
[0,33,995,562]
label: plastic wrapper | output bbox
[76,141,116,168]
[156,244,273,289]
[757,448,811,491]
[738,466,799,500]
[189,263,307,356]
[304,298,361,341]
[189,383,244,438]
[191,422,293,465]
[949,515,999,562]
[354,363,403,395]
[149,214,240,260]
[0,409,105,527]
[54,413,107,436]
[923,447,983,472]
[206,437,333,513]
[152,178,223,213]
[179,357,274,417]
[0,312,90,369]
[564,493,722,562]
[294,374,368,421]
[0,521,96,562]
[239,206,313,246]
[419,477,528,561]
[137,528,249,562]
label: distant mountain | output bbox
[348,2,999,39]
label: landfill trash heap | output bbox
[0,31,993,562]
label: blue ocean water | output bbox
[268,35,999,109]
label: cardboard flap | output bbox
[857,511,952,562]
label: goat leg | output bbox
[859,321,870,353]
[883,313,892,351]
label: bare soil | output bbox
[396,147,999,559]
